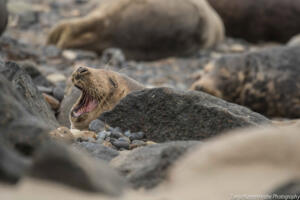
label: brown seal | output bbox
[70,66,144,130]
[47,0,224,61]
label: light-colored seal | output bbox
[47,0,224,60]
[70,66,144,130]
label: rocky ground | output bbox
[1,0,300,199]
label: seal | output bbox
[70,66,144,130]
[47,0,224,60]
[190,45,300,118]
[0,0,8,36]
[207,0,300,43]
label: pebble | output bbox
[129,132,145,141]
[110,130,123,139]
[47,73,66,83]
[89,119,106,133]
[53,85,65,102]
[130,140,147,149]
[118,137,130,143]
[97,131,108,140]
[111,140,130,150]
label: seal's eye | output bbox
[109,77,118,88]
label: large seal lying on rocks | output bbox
[191,46,300,118]
[70,66,144,130]
[0,0,8,36]
[207,0,300,43]
[47,0,224,61]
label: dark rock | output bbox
[111,141,199,189]
[18,11,39,29]
[207,0,300,43]
[111,140,130,150]
[52,85,65,102]
[89,119,106,133]
[0,61,59,129]
[0,0,8,36]
[0,143,30,184]
[30,142,125,195]
[100,87,270,142]
[129,132,145,141]
[73,142,119,162]
[58,86,80,127]
[20,62,54,88]
[0,73,50,156]
[110,130,123,139]
[191,46,300,118]
[119,137,130,143]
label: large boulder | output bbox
[47,0,224,61]
[0,61,59,130]
[111,141,199,189]
[0,0,8,36]
[0,143,30,184]
[99,87,269,142]
[30,142,125,195]
[207,0,300,43]
[191,46,300,118]
[0,73,50,156]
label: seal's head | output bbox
[70,66,144,130]
[70,66,121,130]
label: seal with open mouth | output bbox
[70,66,144,130]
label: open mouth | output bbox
[72,87,98,118]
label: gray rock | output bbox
[0,0,8,36]
[111,141,199,189]
[30,142,125,195]
[89,119,106,133]
[18,11,39,29]
[73,142,119,162]
[111,139,130,150]
[0,143,30,184]
[52,85,64,102]
[0,72,51,156]
[0,61,58,130]
[129,132,145,141]
[100,87,270,142]
[58,86,80,127]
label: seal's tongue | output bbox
[73,93,98,117]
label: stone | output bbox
[70,129,97,141]
[0,0,8,36]
[0,61,59,130]
[52,85,65,102]
[47,0,224,60]
[191,45,300,118]
[58,86,81,127]
[129,132,145,141]
[207,0,300,43]
[0,72,51,156]
[49,127,74,142]
[46,73,66,83]
[30,142,125,195]
[20,61,54,88]
[89,119,106,133]
[0,143,30,184]
[100,87,270,142]
[73,142,119,162]
[111,139,130,150]
[111,141,199,189]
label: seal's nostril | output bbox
[77,66,88,74]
